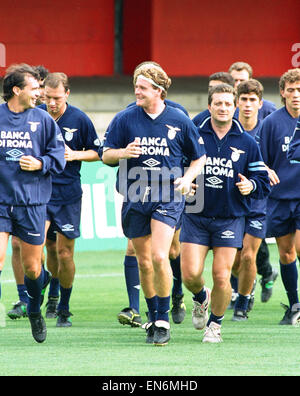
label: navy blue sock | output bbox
[157,296,170,322]
[193,287,207,304]
[124,255,140,312]
[17,284,29,304]
[58,286,72,312]
[280,260,299,308]
[235,293,250,312]
[48,277,60,298]
[145,296,158,323]
[207,312,224,327]
[24,266,45,314]
[170,255,183,296]
[230,274,238,293]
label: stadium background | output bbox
[0,0,299,251]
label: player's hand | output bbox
[174,177,193,195]
[64,144,76,161]
[19,156,42,171]
[121,137,142,159]
[265,165,280,186]
[235,173,254,195]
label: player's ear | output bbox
[13,86,22,96]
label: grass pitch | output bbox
[1,245,300,376]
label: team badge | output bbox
[63,127,78,141]
[230,147,245,162]
[28,121,40,132]
[166,124,181,140]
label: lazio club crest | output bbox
[230,146,245,162]
[28,121,40,132]
[165,124,181,140]
[63,127,78,141]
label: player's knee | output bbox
[240,251,255,269]
[212,271,230,291]
[152,251,168,267]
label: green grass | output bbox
[0,245,300,376]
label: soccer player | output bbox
[231,79,277,321]
[228,62,277,308]
[41,72,100,326]
[228,61,277,119]
[8,65,50,320]
[180,83,270,343]
[257,68,300,325]
[117,61,190,327]
[0,63,65,342]
[102,63,206,346]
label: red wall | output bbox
[0,0,114,77]
[0,0,299,78]
[124,0,300,77]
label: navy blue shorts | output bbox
[266,198,300,238]
[46,200,82,241]
[0,204,46,245]
[121,200,184,239]
[180,213,245,248]
[244,213,267,239]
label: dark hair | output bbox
[2,63,39,102]
[44,72,70,92]
[237,79,264,100]
[209,72,235,87]
[208,83,236,105]
[33,65,49,81]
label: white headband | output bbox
[136,75,166,92]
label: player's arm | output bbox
[102,138,142,166]
[64,146,100,162]
[174,154,206,195]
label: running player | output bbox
[8,65,50,320]
[180,83,270,343]
[257,68,300,325]
[231,79,277,321]
[0,63,65,342]
[116,61,190,327]
[41,72,100,326]
[102,63,206,346]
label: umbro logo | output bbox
[249,220,263,230]
[143,158,161,168]
[206,176,223,189]
[62,224,75,232]
[6,149,24,161]
[221,230,235,239]
[207,176,222,185]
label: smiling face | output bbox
[17,75,40,110]
[134,76,162,111]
